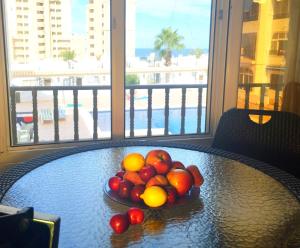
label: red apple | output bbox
[186,165,204,187]
[116,171,125,179]
[108,176,122,191]
[130,185,145,202]
[171,161,185,170]
[165,186,177,204]
[166,169,193,196]
[110,213,129,234]
[145,150,172,175]
[138,165,156,182]
[118,180,134,198]
[127,208,144,225]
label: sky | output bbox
[72,0,212,49]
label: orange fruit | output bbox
[123,153,145,172]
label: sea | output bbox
[135,48,208,59]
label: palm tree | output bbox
[154,27,184,66]
[190,48,203,59]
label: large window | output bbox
[2,0,214,146]
[3,0,111,145]
[125,0,212,138]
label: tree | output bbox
[126,74,140,86]
[190,48,203,59]
[60,50,76,62]
[154,27,184,66]
[60,50,76,84]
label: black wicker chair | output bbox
[212,108,300,178]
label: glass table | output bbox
[1,142,300,247]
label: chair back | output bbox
[212,108,300,177]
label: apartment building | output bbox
[238,0,289,109]
[87,0,136,60]
[240,0,288,87]
[5,0,72,64]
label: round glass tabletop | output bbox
[1,146,300,247]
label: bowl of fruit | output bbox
[104,149,204,208]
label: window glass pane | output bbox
[4,0,111,145]
[237,0,300,112]
[125,0,212,138]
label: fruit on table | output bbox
[118,180,134,198]
[146,175,168,188]
[123,171,145,185]
[108,176,122,191]
[115,170,125,179]
[110,213,130,234]
[167,169,193,196]
[123,153,145,172]
[139,165,156,182]
[127,208,144,225]
[165,186,177,204]
[130,185,145,202]
[140,186,167,207]
[186,165,204,187]
[145,150,172,175]
[171,161,185,170]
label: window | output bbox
[2,0,111,145]
[273,0,289,19]
[270,32,288,56]
[240,33,256,60]
[1,0,220,148]
[243,1,259,21]
[270,74,284,90]
[239,68,253,84]
[125,0,212,138]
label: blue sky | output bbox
[72,0,211,49]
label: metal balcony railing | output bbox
[237,82,285,124]
[238,83,284,111]
[10,84,208,146]
[9,82,284,146]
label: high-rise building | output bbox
[238,0,289,110]
[5,0,72,64]
[87,0,136,60]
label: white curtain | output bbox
[282,0,300,115]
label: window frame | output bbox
[0,0,236,160]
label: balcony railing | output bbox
[9,82,285,146]
[10,84,208,146]
[237,82,284,123]
[238,83,284,110]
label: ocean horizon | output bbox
[135,48,209,59]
